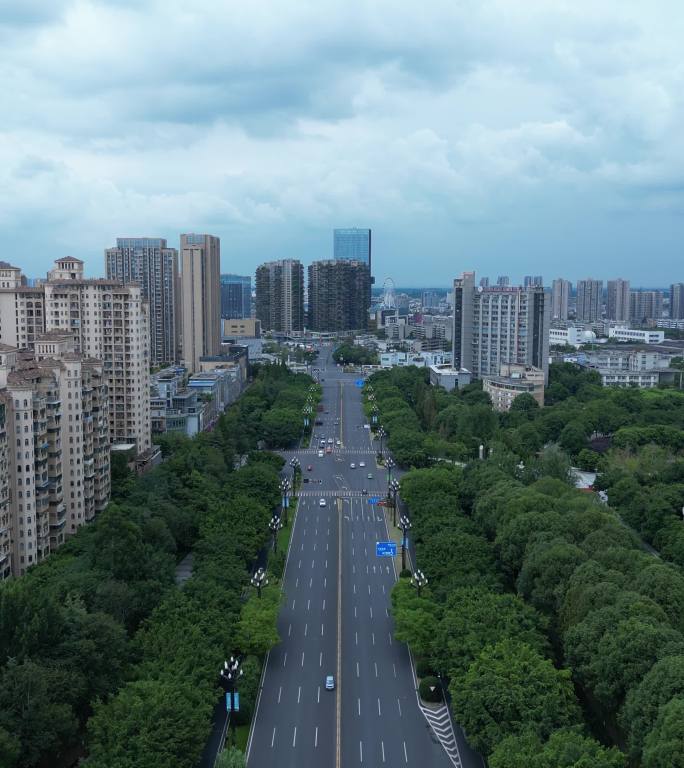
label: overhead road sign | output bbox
[355,379,365,388]
[367,496,380,505]
[376,541,397,557]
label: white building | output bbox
[428,365,471,391]
[608,327,665,344]
[380,350,452,368]
[549,326,597,348]
[44,258,151,456]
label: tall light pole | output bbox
[220,656,243,744]
[386,456,395,485]
[290,456,300,487]
[377,426,386,461]
[269,515,283,552]
[399,514,412,571]
[389,478,400,528]
[280,477,291,525]
[250,567,269,598]
[411,569,428,596]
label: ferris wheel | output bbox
[382,277,396,310]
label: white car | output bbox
[328,438,333,444]
[318,450,324,458]
[319,498,326,507]
[336,439,341,446]
[325,675,335,690]
[350,463,356,469]
[359,461,366,468]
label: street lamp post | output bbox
[269,515,283,552]
[389,478,400,527]
[250,567,269,598]
[399,514,412,571]
[377,426,386,461]
[280,477,291,525]
[411,569,428,596]
[220,656,243,744]
[386,456,395,485]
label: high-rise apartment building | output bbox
[334,228,371,271]
[220,274,251,319]
[179,234,221,373]
[607,278,630,322]
[0,261,46,348]
[629,290,664,324]
[0,335,110,578]
[670,283,684,320]
[576,279,603,322]
[0,397,10,580]
[496,276,510,287]
[255,260,305,335]
[479,277,490,289]
[421,291,443,311]
[551,278,571,321]
[453,272,550,382]
[308,260,371,333]
[43,258,151,455]
[105,238,178,365]
[524,276,543,288]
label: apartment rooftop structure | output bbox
[482,364,545,411]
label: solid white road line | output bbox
[292,726,297,747]
[277,686,282,703]
[271,728,276,748]
[283,652,287,668]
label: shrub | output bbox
[419,676,442,702]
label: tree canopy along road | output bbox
[246,345,482,768]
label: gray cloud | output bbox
[0,0,682,284]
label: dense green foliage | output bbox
[0,365,315,768]
[332,342,378,366]
[375,362,684,765]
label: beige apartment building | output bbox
[43,258,151,455]
[483,364,545,412]
[0,335,110,578]
[179,234,221,373]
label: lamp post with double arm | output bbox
[220,656,243,745]
[269,514,283,552]
[250,567,269,598]
[411,569,428,596]
[399,514,412,571]
[389,478,400,528]
[280,477,292,525]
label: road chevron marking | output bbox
[417,703,462,767]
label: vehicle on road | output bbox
[319,499,326,507]
[350,463,356,469]
[303,478,309,483]
[325,675,335,690]
[367,473,373,479]
[318,450,324,458]
[362,488,368,495]
[307,465,313,471]
[335,438,341,445]
[326,446,332,454]
[327,437,333,444]
[359,461,366,467]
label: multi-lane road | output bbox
[246,346,482,767]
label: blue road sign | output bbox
[226,692,240,712]
[367,496,380,505]
[376,541,397,558]
[355,379,365,388]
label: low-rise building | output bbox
[428,365,471,391]
[222,317,261,338]
[549,326,597,348]
[483,364,545,411]
[657,319,684,330]
[608,327,665,344]
[380,350,452,368]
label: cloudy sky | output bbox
[1,0,682,287]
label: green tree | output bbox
[622,655,684,761]
[489,728,626,768]
[642,696,684,768]
[450,639,580,755]
[390,580,440,659]
[216,747,247,768]
[235,587,281,657]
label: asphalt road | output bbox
[247,346,481,767]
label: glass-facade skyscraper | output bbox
[220,274,251,319]
[333,228,371,273]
